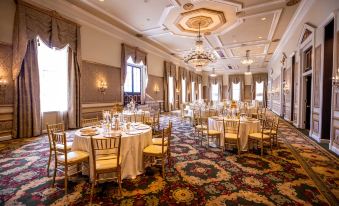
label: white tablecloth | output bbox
[208,117,260,151]
[72,125,152,180]
[123,111,150,120]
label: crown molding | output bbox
[269,0,315,68]
[25,0,181,65]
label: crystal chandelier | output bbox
[184,23,216,69]
[244,65,252,75]
[241,50,254,65]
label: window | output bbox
[198,83,202,100]
[211,84,219,101]
[191,81,195,101]
[37,37,68,112]
[182,79,186,103]
[255,81,264,101]
[124,57,142,94]
[304,47,312,72]
[232,82,240,101]
[169,77,174,105]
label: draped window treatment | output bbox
[178,66,188,104]
[229,74,245,101]
[209,76,223,102]
[121,44,148,104]
[164,61,176,112]
[252,73,268,106]
[12,1,82,138]
[197,75,202,100]
[190,72,197,101]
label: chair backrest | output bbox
[136,111,146,123]
[90,135,122,172]
[260,116,274,138]
[81,117,99,128]
[223,119,240,138]
[161,121,172,154]
[47,123,65,148]
[51,131,68,160]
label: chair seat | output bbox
[96,155,121,171]
[203,130,221,135]
[58,151,89,164]
[54,142,73,150]
[263,129,277,135]
[196,125,207,130]
[248,133,270,139]
[143,145,167,155]
[152,138,168,145]
[224,133,238,139]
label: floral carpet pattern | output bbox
[0,114,338,205]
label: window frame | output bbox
[124,62,142,95]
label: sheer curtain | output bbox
[252,73,268,106]
[229,74,245,101]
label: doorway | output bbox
[291,55,295,121]
[321,19,334,140]
[305,75,312,130]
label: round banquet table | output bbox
[208,117,260,151]
[72,124,152,180]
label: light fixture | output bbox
[261,17,266,21]
[209,68,217,77]
[332,67,339,91]
[184,22,216,70]
[154,84,160,94]
[0,76,8,90]
[258,36,262,39]
[244,65,252,75]
[98,80,107,94]
[241,50,254,65]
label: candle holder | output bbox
[0,76,8,90]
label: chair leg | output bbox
[64,165,68,195]
[47,149,52,177]
[118,170,122,196]
[260,140,263,156]
[162,158,165,178]
[52,159,57,187]
[90,180,95,205]
[237,139,240,155]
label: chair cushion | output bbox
[195,125,207,130]
[96,155,121,171]
[143,145,167,155]
[203,130,221,135]
[58,151,89,164]
[152,138,168,145]
[263,129,277,134]
[224,133,238,139]
[248,133,270,139]
[55,142,73,150]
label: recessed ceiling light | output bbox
[261,17,266,21]
[258,36,262,39]
[233,40,237,43]
[99,0,104,2]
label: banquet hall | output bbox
[0,0,338,205]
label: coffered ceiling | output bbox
[66,0,300,74]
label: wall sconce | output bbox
[154,84,160,94]
[98,80,107,94]
[176,88,180,93]
[0,76,8,91]
[332,67,339,91]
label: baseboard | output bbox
[330,145,339,155]
[0,135,12,142]
[310,133,321,143]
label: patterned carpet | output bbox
[0,114,338,205]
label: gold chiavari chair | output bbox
[46,123,71,177]
[223,119,241,154]
[51,132,89,194]
[90,135,122,203]
[135,111,146,123]
[146,110,160,131]
[202,118,222,148]
[180,104,192,124]
[81,117,99,128]
[143,122,172,178]
[196,116,208,145]
[264,115,279,147]
[248,117,273,156]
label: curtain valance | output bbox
[197,75,202,84]
[229,74,245,84]
[179,66,188,80]
[252,73,268,84]
[12,0,81,80]
[164,61,176,77]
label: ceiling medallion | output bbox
[286,0,301,6]
[183,3,194,10]
[175,8,226,33]
[184,22,216,70]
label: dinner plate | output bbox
[125,130,141,135]
[135,125,149,130]
[81,131,99,136]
